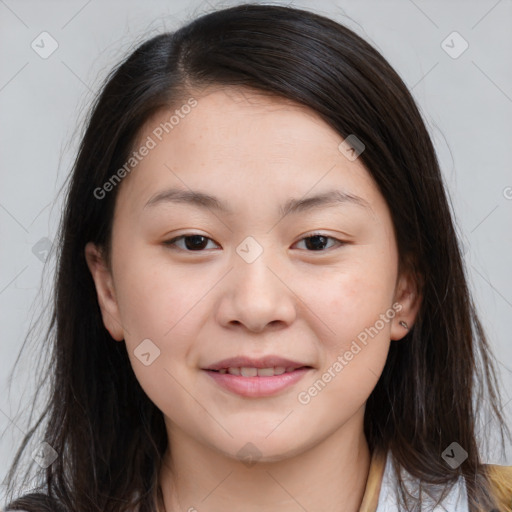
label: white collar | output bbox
[375,450,469,511]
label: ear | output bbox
[390,262,422,341]
[84,242,124,341]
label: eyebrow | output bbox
[143,187,372,217]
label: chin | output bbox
[212,433,311,465]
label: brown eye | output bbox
[164,234,219,251]
[294,233,344,251]
[163,232,345,253]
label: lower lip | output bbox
[203,368,311,397]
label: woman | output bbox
[4,3,512,511]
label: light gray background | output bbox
[1,0,511,500]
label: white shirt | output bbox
[376,450,469,511]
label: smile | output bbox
[203,367,312,397]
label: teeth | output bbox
[240,367,258,377]
[257,367,276,377]
[217,366,297,377]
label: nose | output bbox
[216,250,297,333]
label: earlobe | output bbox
[390,268,422,341]
[84,242,125,341]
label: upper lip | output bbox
[203,355,312,371]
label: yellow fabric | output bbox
[358,450,512,512]
[486,463,512,511]
[358,448,387,512]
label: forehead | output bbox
[115,87,382,218]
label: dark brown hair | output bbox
[4,3,510,511]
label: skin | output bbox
[85,86,421,512]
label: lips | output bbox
[202,355,313,397]
[203,355,312,373]
[204,366,311,397]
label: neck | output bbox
[159,410,371,512]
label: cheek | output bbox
[295,272,393,417]
[296,248,396,396]
[302,258,396,346]
[113,245,200,336]
[110,252,198,404]
[113,250,204,414]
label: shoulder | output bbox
[4,492,67,512]
[376,451,469,511]
[374,452,512,511]
[485,463,512,511]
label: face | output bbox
[86,86,419,463]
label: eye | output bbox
[163,234,220,252]
[163,232,345,253]
[293,233,344,252]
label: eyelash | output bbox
[163,232,345,253]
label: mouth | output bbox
[203,355,313,373]
[205,365,311,377]
[202,356,313,397]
